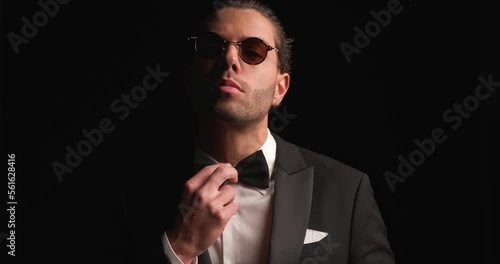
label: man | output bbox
[124,0,395,263]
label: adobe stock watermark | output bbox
[339,0,412,64]
[301,236,341,264]
[384,73,498,192]
[51,63,170,183]
[269,105,297,133]
[1,232,14,257]
[7,0,71,54]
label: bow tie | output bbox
[193,150,269,189]
[233,150,269,189]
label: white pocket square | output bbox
[303,229,329,244]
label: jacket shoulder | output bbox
[273,133,367,184]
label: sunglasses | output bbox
[188,31,278,65]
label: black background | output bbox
[2,0,496,263]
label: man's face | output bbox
[185,7,289,125]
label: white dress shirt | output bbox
[163,129,277,264]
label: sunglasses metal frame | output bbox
[187,32,278,65]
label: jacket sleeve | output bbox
[348,173,395,264]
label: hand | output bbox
[167,163,238,263]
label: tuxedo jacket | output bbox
[118,132,395,264]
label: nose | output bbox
[218,42,242,72]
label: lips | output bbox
[217,79,242,94]
[220,79,241,90]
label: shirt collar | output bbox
[193,129,276,179]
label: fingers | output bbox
[168,175,239,260]
[184,163,238,209]
[218,200,238,221]
[217,184,237,207]
[185,163,236,192]
[204,163,238,191]
[205,184,238,219]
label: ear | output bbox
[272,72,290,107]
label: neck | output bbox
[197,117,269,165]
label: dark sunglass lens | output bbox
[195,33,222,58]
[240,38,268,64]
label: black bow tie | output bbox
[193,150,269,189]
[233,150,269,189]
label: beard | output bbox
[191,80,275,125]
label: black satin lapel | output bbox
[268,166,314,264]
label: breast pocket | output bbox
[299,235,342,263]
